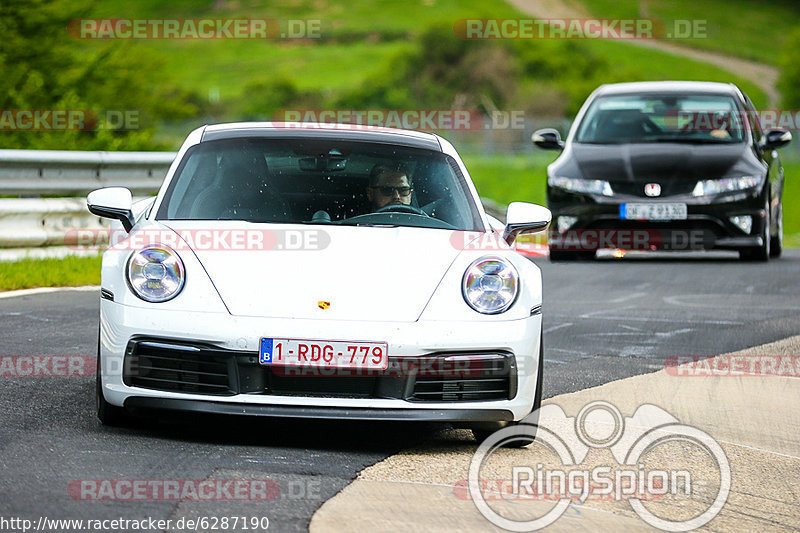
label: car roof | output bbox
[200,122,443,151]
[594,81,740,97]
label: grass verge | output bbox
[576,0,800,65]
[0,255,101,292]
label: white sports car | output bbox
[88,123,550,441]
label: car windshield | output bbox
[575,94,746,144]
[156,138,482,230]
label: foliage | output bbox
[0,0,201,150]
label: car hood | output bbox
[162,221,472,322]
[571,142,747,182]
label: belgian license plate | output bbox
[620,203,687,220]
[259,338,389,370]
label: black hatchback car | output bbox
[533,81,791,261]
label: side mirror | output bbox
[87,187,135,232]
[503,202,552,244]
[532,128,564,150]
[761,129,792,151]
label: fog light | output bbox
[730,216,752,234]
[557,216,578,233]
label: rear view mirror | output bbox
[87,187,135,232]
[761,129,792,151]
[299,151,348,171]
[503,202,552,244]
[532,128,564,150]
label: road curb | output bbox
[311,336,800,532]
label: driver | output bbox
[366,165,413,211]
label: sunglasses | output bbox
[372,186,412,197]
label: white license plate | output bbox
[620,203,687,220]
[259,338,389,370]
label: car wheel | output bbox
[770,201,783,258]
[96,336,130,426]
[740,196,770,261]
[549,250,595,261]
[471,334,544,447]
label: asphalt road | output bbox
[1,249,799,532]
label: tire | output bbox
[549,250,595,261]
[770,201,783,258]
[96,336,130,426]
[471,334,544,447]
[740,195,770,262]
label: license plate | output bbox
[620,203,687,220]
[259,338,389,370]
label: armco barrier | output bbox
[0,149,175,196]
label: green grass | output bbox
[781,160,800,244]
[583,38,768,108]
[464,152,551,206]
[0,255,101,291]
[83,0,522,100]
[81,0,769,142]
[87,0,525,36]
[576,0,800,65]
[153,40,414,100]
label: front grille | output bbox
[124,338,516,402]
[609,181,696,197]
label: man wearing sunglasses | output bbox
[366,165,414,211]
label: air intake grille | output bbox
[124,341,235,395]
[410,354,514,402]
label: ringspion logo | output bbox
[470,401,730,531]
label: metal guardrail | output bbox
[0,149,174,257]
[0,149,175,196]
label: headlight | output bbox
[126,245,185,302]
[549,176,613,196]
[462,257,519,314]
[692,176,760,197]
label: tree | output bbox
[0,0,199,150]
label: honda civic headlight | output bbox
[692,176,760,197]
[549,176,613,196]
[462,257,519,314]
[126,246,185,302]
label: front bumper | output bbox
[100,300,542,422]
[547,188,766,252]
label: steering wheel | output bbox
[375,204,428,216]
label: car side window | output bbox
[742,95,762,144]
